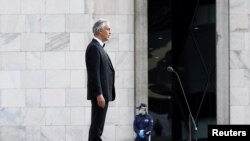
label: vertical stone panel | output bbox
[229,0,250,125]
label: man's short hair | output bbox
[92,19,109,36]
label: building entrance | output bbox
[148,0,216,140]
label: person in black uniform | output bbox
[133,103,153,141]
[85,19,116,141]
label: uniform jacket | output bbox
[133,113,154,135]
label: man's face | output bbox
[100,22,111,42]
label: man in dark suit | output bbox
[85,19,115,141]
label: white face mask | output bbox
[139,109,146,115]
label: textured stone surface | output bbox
[0,0,135,140]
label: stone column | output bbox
[216,0,230,124]
[134,0,148,110]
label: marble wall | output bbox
[229,0,250,124]
[0,0,135,141]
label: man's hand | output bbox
[97,94,105,108]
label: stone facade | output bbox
[229,0,250,124]
[2,0,249,140]
[0,0,135,141]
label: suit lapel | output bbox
[105,52,114,71]
[92,39,114,71]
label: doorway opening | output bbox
[148,0,216,140]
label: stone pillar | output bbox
[134,0,148,110]
[216,0,230,124]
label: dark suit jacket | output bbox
[85,39,116,101]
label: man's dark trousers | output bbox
[88,100,109,141]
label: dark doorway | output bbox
[148,0,216,141]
